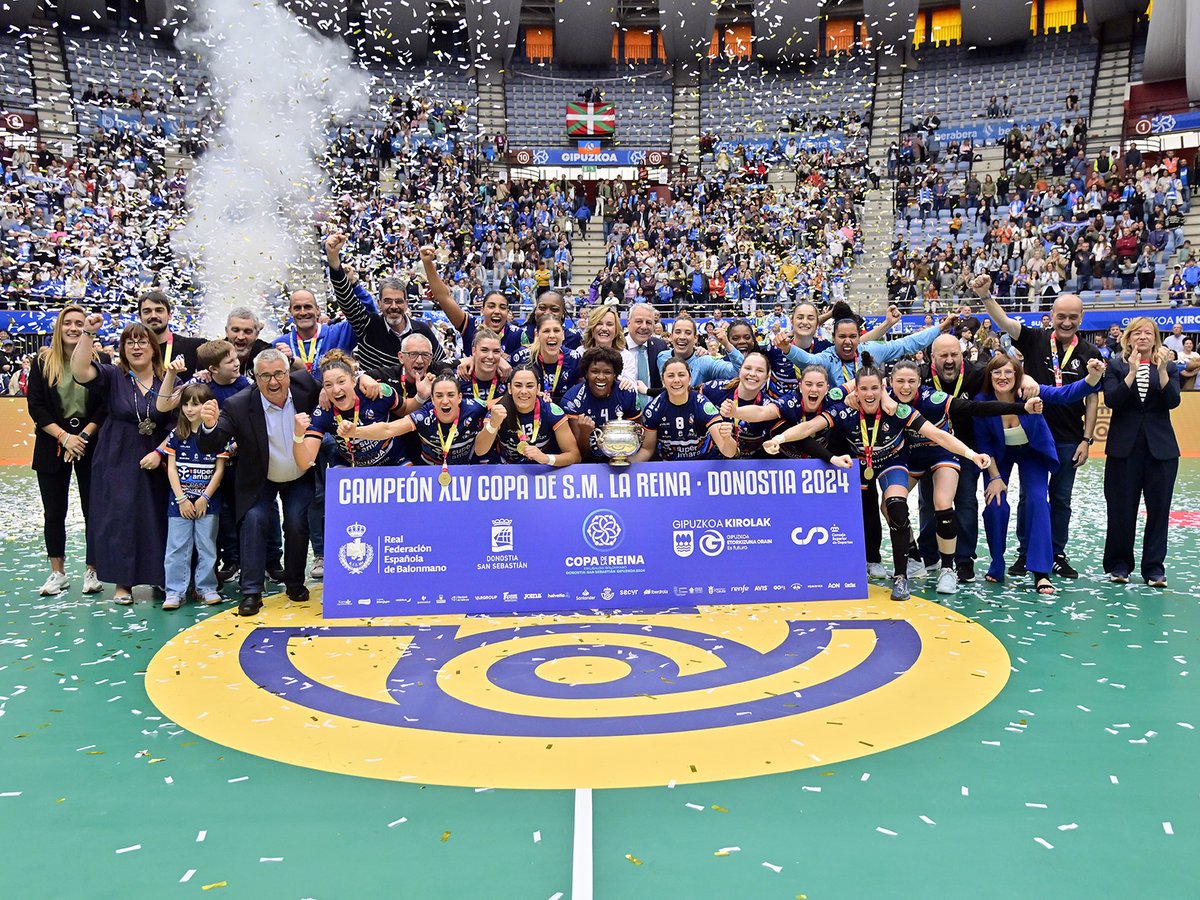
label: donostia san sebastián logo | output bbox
[337,522,373,575]
[145,593,1010,790]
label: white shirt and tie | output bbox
[621,336,653,408]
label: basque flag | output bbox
[566,102,616,137]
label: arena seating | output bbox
[0,30,35,111]
[903,28,1098,129]
[700,54,874,145]
[505,63,673,147]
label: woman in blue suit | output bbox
[975,353,1106,594]
[1102,318,1181,587]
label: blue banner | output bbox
[323,459,867,617]
[857,308,1200,334]
[1130,110,1200,137]
[932,119,1064,145]
[521,148,661,167]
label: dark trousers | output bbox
[918,460,980,565]
[860,478,882,564]
[1103,434,1178,579]
[1017,440,1078,558]
[218,461,283,569]
[36,456,94,563]
[240,473,314,594]
[307,436,336,558]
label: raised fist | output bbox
[969,274,992,297]
[336,419,357,439]
[325,232,348,258]
[419,245,437,264]
[85,313,104,333]
[167,355,187,373]
[199,399,220,428]
[293,413,310,436]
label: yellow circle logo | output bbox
[146,588,1009,789]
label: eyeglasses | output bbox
[402,351,433,361]
[256,371,290,383]
[125,338,152,348]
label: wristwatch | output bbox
[1084,437,1095,446]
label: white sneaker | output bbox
[310,556,324,579]
[936,567,959,595]
[38,572,69,596]
[906,558,928,579]
[82,570,103,594]
[867,562,887,579]
[162,594,183,610]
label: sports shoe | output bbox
[890,574,911,601]
[956,560,976,583]
[82,569,103,594]
[936,567,959,595]
[1108,571,1130,584]
[216,564,239,584]
[1008,553,1027,576]
[1052,554,1079,579]
[867,562,887,579]
[906,558,927,579]
[310,556,324,579]
[162,594,183,610]
[202,592,224,606]
[38,572,69,596]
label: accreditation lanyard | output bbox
[539,351,564,396]
[295,324,323,372]
[436,410,460,480]
[333,394,361,467]
[516,403,542,452]
[859,407,882,479]
[471,376,497,405]
[1050,335,1078,388]
[840,354,859,386]
[933,360,964,396]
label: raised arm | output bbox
[860,304,902,343]
[419,245,463,330]
[762,414,829,453]
[969,273,1022,339]
[156,356,188,412]
[72,313,105,384]
[324,232,374,336]
[915,419,990,468]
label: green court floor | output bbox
[1,463,1196,899]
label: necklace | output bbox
[858,406,882,480]
[129,372,156,435]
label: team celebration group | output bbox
[25,233,1184,614]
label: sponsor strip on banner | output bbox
[324,459,867,617]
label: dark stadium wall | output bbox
[1141,0,1185,85]
[960,0,1031,48]
[555,2,617,67]
[658,0,717,67]
[1083,0,1149,37]
[56,0,109,28]
[751,0,821,62]
[467,0,520,67]
[355,0,431,61]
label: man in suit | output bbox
[622,302,667,408]
[138,289,204,380]
[1101,327,1182,587]
[198,348,320,616]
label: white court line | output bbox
[572,788,593,900]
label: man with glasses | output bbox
[198,349,320,616]
[323,233,445,373]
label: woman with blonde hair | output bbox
[24,305,109,596]
[1102,317,1181,587]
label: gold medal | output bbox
[438,469,452,487]
[517,440,529,454]
[863,465,875,480]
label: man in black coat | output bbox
[198,348,320,616]
[622,302,668,405]
[138,289,205,380]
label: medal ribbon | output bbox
[859,406,882,475]
[437,409,460,469]
[517,402,542,448]
[933,359,965,395]
[1050,334,1078,388]
[333,393,361,467]
[540,351,564,395]
[162,330,174,367]
[295,324,322,372]
[471,375,497,405]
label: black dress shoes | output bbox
[238,593,263,617]
[266,566,287,583]
[286,584,310,603]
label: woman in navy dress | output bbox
[71,315,174,604]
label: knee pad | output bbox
[885,496,909,533]
[935,508,957,540]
